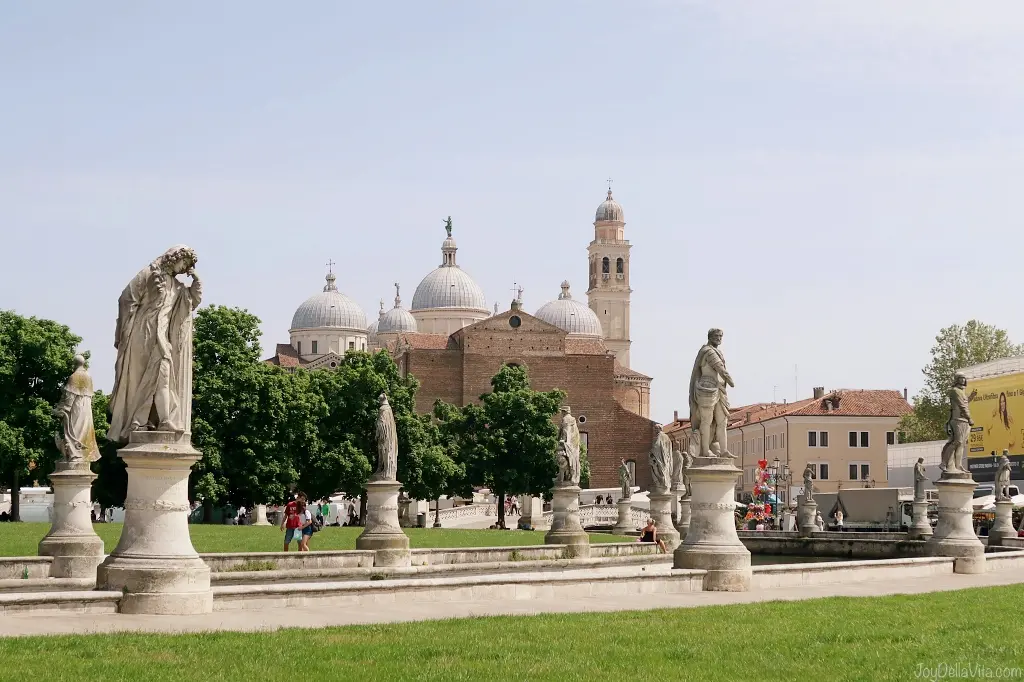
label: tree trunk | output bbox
[497,491,505,529]
[10,470,19,522]
[359,491,368,526]
[434,497,441,528]
[202,499,214,524]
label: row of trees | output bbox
[0,305,587,522]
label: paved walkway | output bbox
[1,569,1022,638]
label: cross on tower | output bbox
[509,282,523,302]
[325,259,336,274]
[606,177,613,192]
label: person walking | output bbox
[280,493,305,551]
[298,499,314,551]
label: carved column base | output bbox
[38,461,104,580]
[96,431,212,615]
[675,498,692,537]
[545,486,589,556]
[612,498,636,536]
[356,480,410,567]
[797,498,818,538]
[649,492,681,551]
[252,504,271,526]
[673,458,750,591]
[989,500,1016,547]
[927,475,985,574]
[908,500,933,539]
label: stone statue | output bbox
[995,451,1012,501]
[53,355,100,463]
[618,459,632,500]
[444,216,453,238]
[649,425,672,492]
[939,372,973,475]
[372,393,398,481]
[109,245,202,443]
[555,406,581,487]
[671,442,685,490]
[913,457,927,503]
[814,511,825,531]
[681,439,695,499]
[688,328,735,458]
[802,462,815,502]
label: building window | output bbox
[616,257,624,274]
[849,463,871,481]
[311,340,318,354]
[602,257,610,274]
[297,341,302,354]
[886,431,895,446]
[818,463,829,480]
[348,341,355,350]
[808,431,828,447]
[849,431,869,447]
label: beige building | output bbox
[664,387,911,503]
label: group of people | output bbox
[280,492,320,551]
[503,497,520,517]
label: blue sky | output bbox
[3,2,1023,421]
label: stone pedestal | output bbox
[797,497,818,538]
[612,498,636,535]
[649,491,680,550]
[988,500,1016,547]
[519,496,548,531]
[927,475,985,574]
[544,486,590,556]
[356,480,410,567]
[252,504,271,526]
[96,432,212,615]
[673,458,750,591]
[908,500,932,539]
[675,498,692,537]
[38,461,104,579]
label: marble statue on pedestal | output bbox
[53,355,100,463]
[109,245,202,443]
[681,437,695,499]
[688,328,735,458]
[649,425,672,492]
[995,452,1012,501]
[555,406,581,487]
[671,442,684,490]
[372,393,398,482]
[802,462,815,501]
[618,459,632,501]
[913,457,928,503]
[939,373,973,475]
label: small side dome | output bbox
[595,188,624,222]
[291,273,368,331]
[379,283,418,334]
[534,281,603,338]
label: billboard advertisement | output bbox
[966,372,1024,481]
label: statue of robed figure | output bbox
[109,245,202,443]
[618,459,632,500]
[995,452,1012,502]
[372,393,398,482]
[689,328,735,458]
[555,406,581,487]
[54,355,100,463]
[939,372,973,475]
[649,425,672,493]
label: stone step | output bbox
[0,577,94,594]
[0,590,121,615]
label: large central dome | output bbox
[291,273,368,331]
[411,220,488,312]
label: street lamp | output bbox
[771,457,789,529]
[767,458,778,528]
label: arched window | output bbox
[602,257,610,274]
[616,257,624,274]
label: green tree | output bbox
[475,364,564,528]
[90,390,126,511]
[579,439,590,489]
[900,320,1024,442]
[0,311,81,520]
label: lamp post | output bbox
[767,459,778,529]
[771,457,789,529]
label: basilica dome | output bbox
[534,281,603,338]
[595,188,624,222]
[411,221,488,313]
[379,284,418,334]
[290,273,368,331]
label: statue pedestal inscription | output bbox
[356,480,410,567]
[38,461,104,579]
[989,499,1016,548]
[674,457,751,591]
[544,486,590,556]
[675,498,692,537]
[648,491,680,551]
[927,475,985,574]
[908,500,933,539]
[96,431,212,615]
[612,498,636,536]
[252,504,271,526]
[797,497,818,538]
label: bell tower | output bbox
[587,184,632,367]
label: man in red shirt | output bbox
[280,492,306,551]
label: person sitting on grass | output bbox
[639,518,667,553]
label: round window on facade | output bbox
[329,361,337,368]
[509,315,522,328]
[578,415,587,424]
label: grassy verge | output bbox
[0,523,627,556]
[1,585,1022,681]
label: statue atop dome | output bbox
[444,216,453,238]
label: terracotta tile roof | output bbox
[564,338,609,356]
[265,343,304,368]
[612,361,651,380]
[785,389,912,418]
[388,333,453,351]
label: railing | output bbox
[435,504,498,524]
[541,504,648,529]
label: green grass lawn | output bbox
[1,585,1022,681]
[0,523,627,556]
